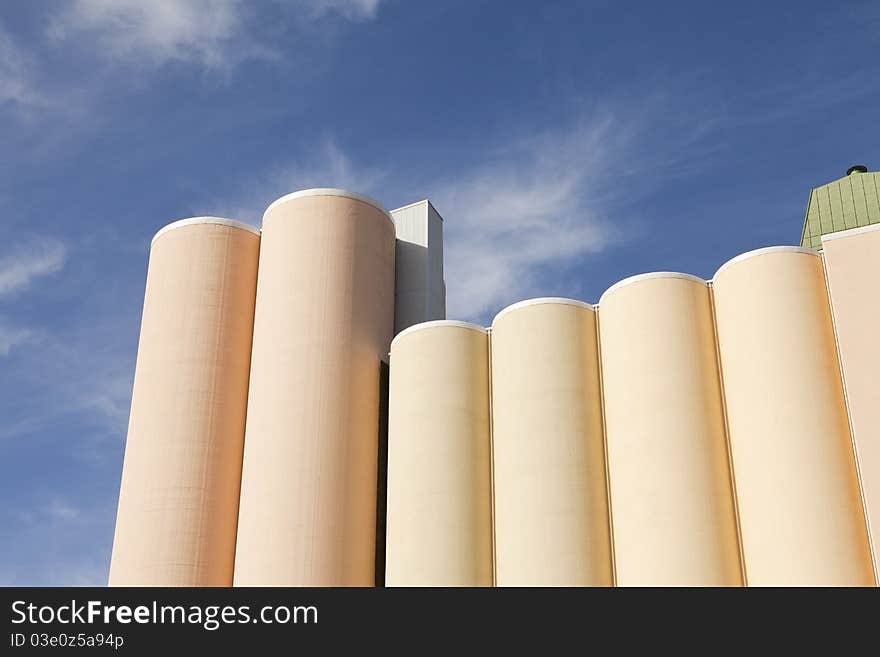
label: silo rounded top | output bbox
[598,272,707,305]
[263,188,394,226]
[492,297,594,326]
[712,246,819,281]
[390,320,487,351]
[151,216,260,247]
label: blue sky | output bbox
[0,0,878,585]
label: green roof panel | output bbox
[800,168,880,248]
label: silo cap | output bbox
[847,165,868,175]
[263,188,393,226]
[151,216,260,246]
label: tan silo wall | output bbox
[599,274,742,586]
[234,190,395,586]
[490,299,612,586]
[385,322,493,586]
[819,227,880,579]
[109,218,260,586]
[712,247,874,586]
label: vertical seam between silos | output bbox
[487,327,497,587]
[707,281,748,587]
[819,251,879,585]
[593,310,617,587]
[230,230,261,584]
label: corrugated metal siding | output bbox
[427,202,445,320]
[392,202,430,247]
[391,200,446,335]
[800,172,880,248]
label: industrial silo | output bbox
[599,273,742,586]
[234,189,396,586]
[822,225,880,580]
[385,321,493,586]
[109,217,260,586]
[713,247,874,586]
[490,299,612,586]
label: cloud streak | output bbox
[210,80,734,327]
[433,117,634,320]
[0,1,388,120]
[0,234,130,437]
[214,106,706,323]
[46,0,386,72]
[48,0,263,71]
[0,315,135,441]
[0,324,33,357]
[0,239,67,297]
[0,26,46,110]
[305,0,384,21]
[1,495,115,586]
[218,137,387,224]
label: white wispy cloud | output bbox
[0,0,387,118]
[46,0,386,71]
[305,0,384,20]
[0,324,34,357]
[0,318,135,441]
[0,26,46,110]
[0,235,131,437]
[47,0,263,70]
[272,137,387,197]
[71,351,134,434]
[214,91,722,323]
[213,119,639,322]
[0,239,67,297]
[219,137,387,223]
[433,117,635,320]
[1,496,114,586]
[44,498,82,522]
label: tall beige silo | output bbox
[385,321,493,586]
[109,217,260,586]
[599,273,742,586]
[712,247,874,586]
[234,189,396,587]
[490,299,612,586]
[822,225,880,579]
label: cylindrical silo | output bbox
[490,298,612,586]
[712,247,874,586]
[109,217,260,586]
[385,321,493,586]
[822,226,880,580]
[599,273,743,586]
[234,189,396,586]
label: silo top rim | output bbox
[264,188,393,224]
[151,217,260,246]
[492,297,594,325]
[713,245,819,279]
[391,320,488,350]
[599,272,707,304]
